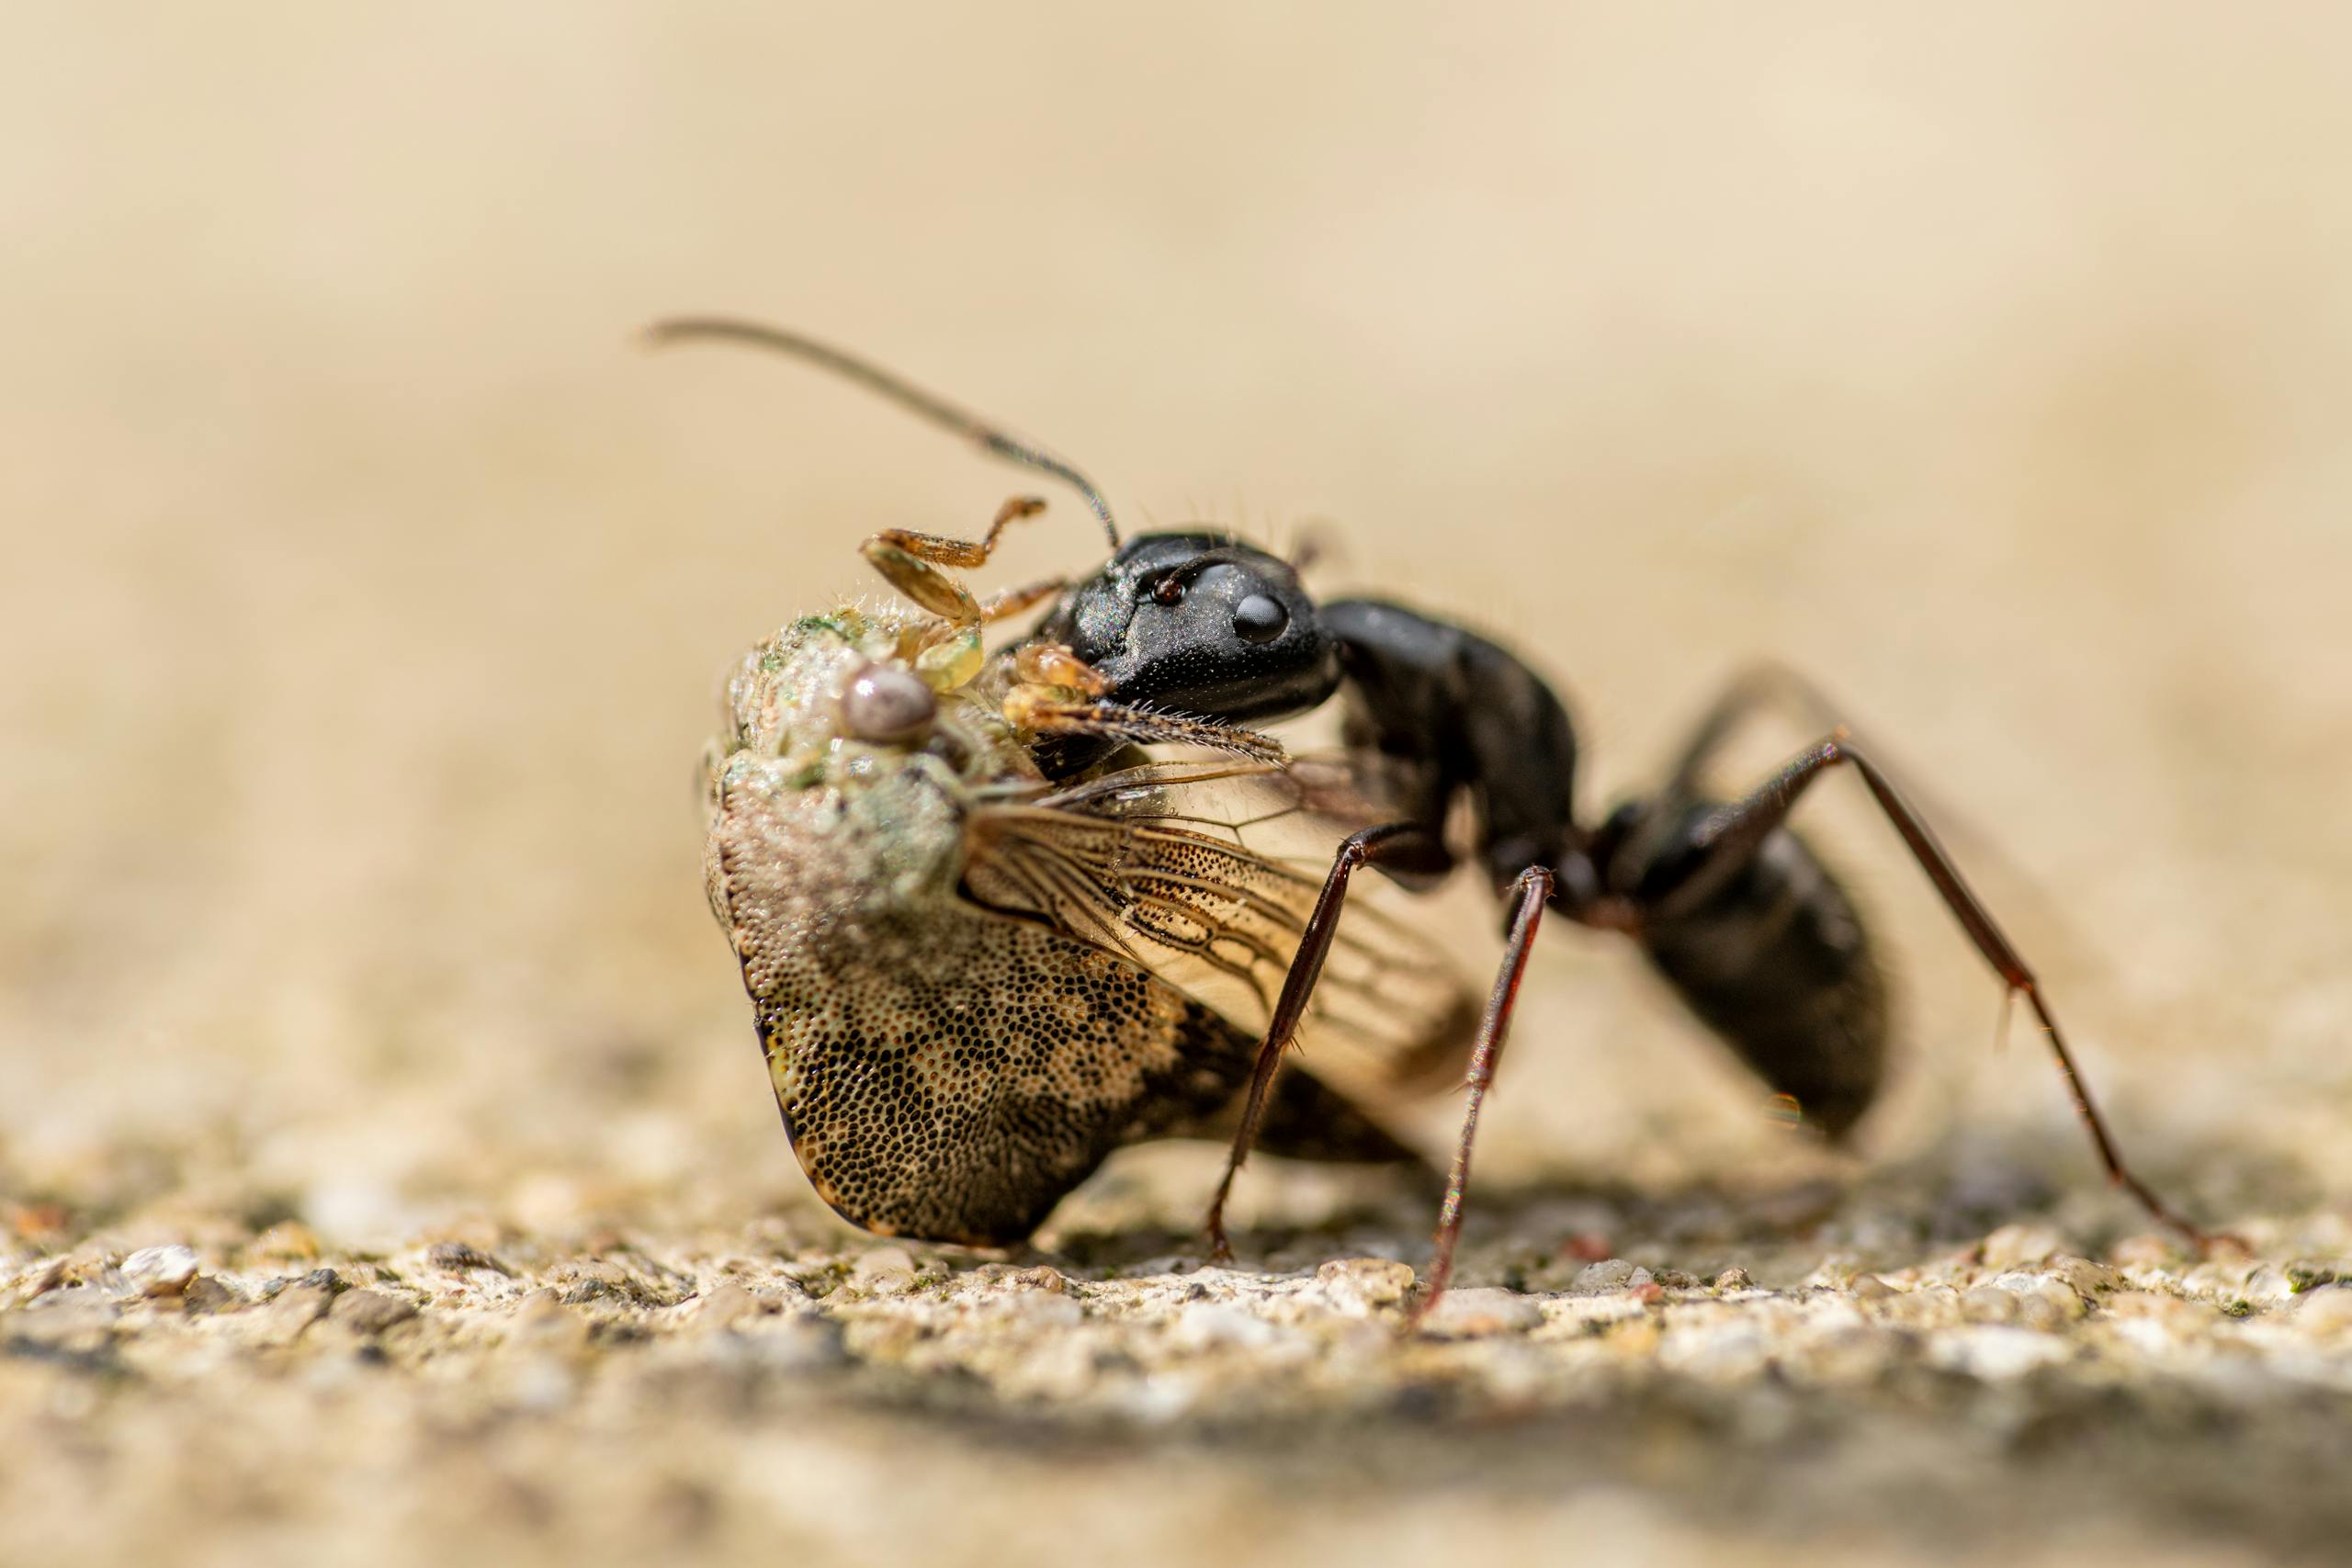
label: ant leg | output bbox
[862,496,1049,621]
[1648,732,2212,1243]
[1660,660,1853,802]
[1412,863,1555,1323]
[1658,663,1992,876]
[1204,822,1451,1259]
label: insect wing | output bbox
[963,757,1478,1104]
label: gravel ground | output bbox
[9,8,2352,1566]
[6,1151,2352,1565]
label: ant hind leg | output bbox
[1641,732,2219,1247]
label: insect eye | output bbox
[1232,593,1288,645]
[841,663,936,744]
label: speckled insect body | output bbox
[707,609,1195,1239]
[701,591,1471,1247]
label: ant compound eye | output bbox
[1231,592,1288,645]
[841,663,936,744]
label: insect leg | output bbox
[1413,863,1555,1323]
[861,496,1050,622]
[1012,641,1109,694]
[877,494,1047,569]
[1658,660,1854,802]
[980,576,1069,626]
[1204,821,1453,1259]
[1656,662,1985,872]
[1645,732,2211,1243]
[1002,690,1288,762]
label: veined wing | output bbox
[961,756,1478,1107]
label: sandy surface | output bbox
[6,7,2352,1565]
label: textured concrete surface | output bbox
[6,6,2352,1566]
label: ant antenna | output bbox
[644,316,1120,548]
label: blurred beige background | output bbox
[7,6,2352,1563]
[6,1,2352,1530]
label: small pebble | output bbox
[691,1282,768,1329]
[1927,1325,2072,1380]
[2108,1233,2184,1270]
[849,1247,917,1295]
[1663,1322,1772,1382]
[1713,1268,1755,1292]
[2052,1256,2121,1297]
[512,1287,571,1326]
[1982,1224,2066,1270]
[1960,1287,2021,1325]
[1791,1325,1908,1385]
[508,1289,591,1350]
[740,1312,849,1372]
[12,1288,118,1346]
[330,1289,421,1335]
[1419,1287,1543,1335]
[1316,1257,1415,1312]
[1572,1258,1650,1294]
[263,1285,336,1344]
[428,1241,511,1276]
[2290,1284,2352,1335]
[120,1246,200,1298]
[999,1290,1084,1327]
[1170,1303,1282,1351]
[183,1277,239,1314]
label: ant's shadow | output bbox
[1020,1127,2312,1281]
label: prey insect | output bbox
[659,317,2212,1323]
[665,320,1479,1250]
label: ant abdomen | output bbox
[1617,801,1890,1141]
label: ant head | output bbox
[1037,532,1342,726]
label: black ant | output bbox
[1032,533,2217,1308]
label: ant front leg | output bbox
[1204,822,1453,1259]
[1638,731,2215,1246]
